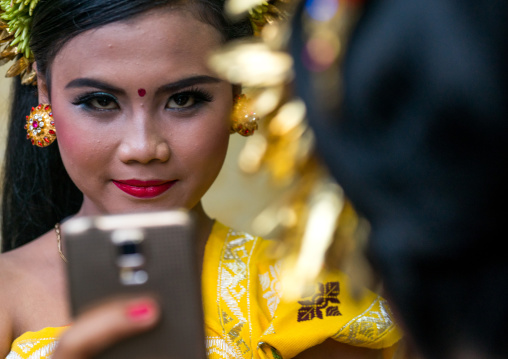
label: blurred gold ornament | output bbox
[238,134,267,173]
[209,40,293,87]
[268,98,306,136]
[260,99,312,184]
[225,0,266,18]
[279,178,346,299]
[251,86,285,118]
[248,1,284,35]
[226,0,291,35]
[260,21,291,50]
[214,0,372,300]
[230,94,259,137]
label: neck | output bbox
[190,201,214,273]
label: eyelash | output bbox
[167,87,214,111]
[72,92,117,111]
[71,88,214,112]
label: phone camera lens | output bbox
[120,241,139,255]
[111,229,148,285]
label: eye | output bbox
[167,93,196,109]
[165,89,213,111]
[72,92,119,111]
[89,96,118,110]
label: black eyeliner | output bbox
[176,87,213,101]
[72,91,117,104]
[72,91,119,111]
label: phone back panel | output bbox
[63,210,206,359]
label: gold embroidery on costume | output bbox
[17,340,40,354]
[297,282,342,322]
[228,322,245,340]
[237,339,250,354]
[258,260,282,340]
[6,338,59,359]
[222,310,234,324]
[263,323,276,336]
[206,336,242,359]
[259,260,282,318]
[217,228,259,358]
[333,296,396,345]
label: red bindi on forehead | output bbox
[138,88,147,97]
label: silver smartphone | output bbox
[61,210,206,359]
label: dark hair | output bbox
[1,0,252,252]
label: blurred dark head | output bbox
[291,0,508,358]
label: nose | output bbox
[117,112,170,164]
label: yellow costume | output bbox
[7,222,402,359]
[6,327,67,359]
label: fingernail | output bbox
[126,301,155,321]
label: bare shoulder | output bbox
[0,248,24,357]
[0,232,61,357]
[294,339,384,359]
[0,234,52,283]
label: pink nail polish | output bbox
[126,301,154,321]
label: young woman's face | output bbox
[42,9,232,216]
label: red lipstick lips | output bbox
[113,179,175,198]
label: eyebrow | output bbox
[65,75,223,95]
[65,78,125,94]
[155,75,222,95]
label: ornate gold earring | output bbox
[25,104,56,147]
[230,94,259,137]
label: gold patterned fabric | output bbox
[6,327,68,359]
[6,222,402,359]
[203,222,402,358]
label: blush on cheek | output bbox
[54,119,83,149]
[54,116,103,171]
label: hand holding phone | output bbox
[61,210,206,359]
[52,296,160,359]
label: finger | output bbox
[53,297,160,359]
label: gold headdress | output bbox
[0,0,39,85]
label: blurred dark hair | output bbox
[1,0,252,252]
